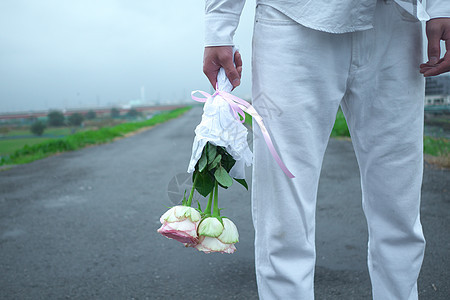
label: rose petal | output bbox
[196,236,232,253]
[187,208,201,222]
[164,219,197,237]
[174,206,190,219]
[222,244,237,254]
[175,206,201,222]
[160,207,175,223]
[160,206,201,224]
[160,206,179,223]
[217,218,239,244]
[157,224,198,245]
[194,236,236,254]
[198,217,224,237]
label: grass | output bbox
[424,136,449,157]
[0,107,191,166]
[0,138,53,156]
[424,136,450,168]
[0,127,93,157]
[330,110,351,138]
[4,127,75,137]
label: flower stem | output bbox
[186,173,199,207]
[212,181,220,217]
[204,190,213,216]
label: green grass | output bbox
[0,127,95,157]
[3,129,31,137]
[5,127,89,137]
[424,136,450,157]
[330,110,350,138]
[0,138,53,156]
[0,107,191,166]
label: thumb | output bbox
[427,23,442,64]
[222,59,241,87]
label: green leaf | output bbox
[198,148,207,172]
[234,178,248,190]
[221,152,236,172]
[195,171,215,197]
[216,146,225,155]
[207,142,217,163]
[214,166,233,188]
[208,154,222,171]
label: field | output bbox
[0,127,98,156]
[0,107,190,166]
[0,138,53,156]
[3,127,74,137]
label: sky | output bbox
[0,0,256,113]
[0,1,444,113]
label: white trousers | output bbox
[251,1,426,300]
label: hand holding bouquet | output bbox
[158,48,293,254]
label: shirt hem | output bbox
[259,2,375,33]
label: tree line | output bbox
[30,108,141,136]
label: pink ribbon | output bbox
[191,89,295,179]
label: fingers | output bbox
[420,19,450,77]
[203,63,219,89]
[203,46,242,89]
[230,51,243,91]
[426,21,442,65]
[203,47,223,88]
[222,52,241,88]
[235,51,243,79]
[420,52,450,77]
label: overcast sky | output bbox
[0,0,256,113]
[1,1,443,113]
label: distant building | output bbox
[425,75,450,106]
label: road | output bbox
[0,107,448,299]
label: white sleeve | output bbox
[205,0,246,47]
[426,0,450,19]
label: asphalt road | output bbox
[0,107,448,299]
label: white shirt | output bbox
[205,0,450,46]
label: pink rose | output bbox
[157,206,201,245]
[194,217,239,254]
[195,236,237,254]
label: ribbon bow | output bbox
[191,88,295,179]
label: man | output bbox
[202,0,450,299]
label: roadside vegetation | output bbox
[0,107,190,166]
[330,110,351,138]
[423,135,450,168]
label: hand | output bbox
[203,46,242,89]
[420,18,450,77]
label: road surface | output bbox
[1,107,448,299]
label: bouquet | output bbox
[158,49,294,253]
